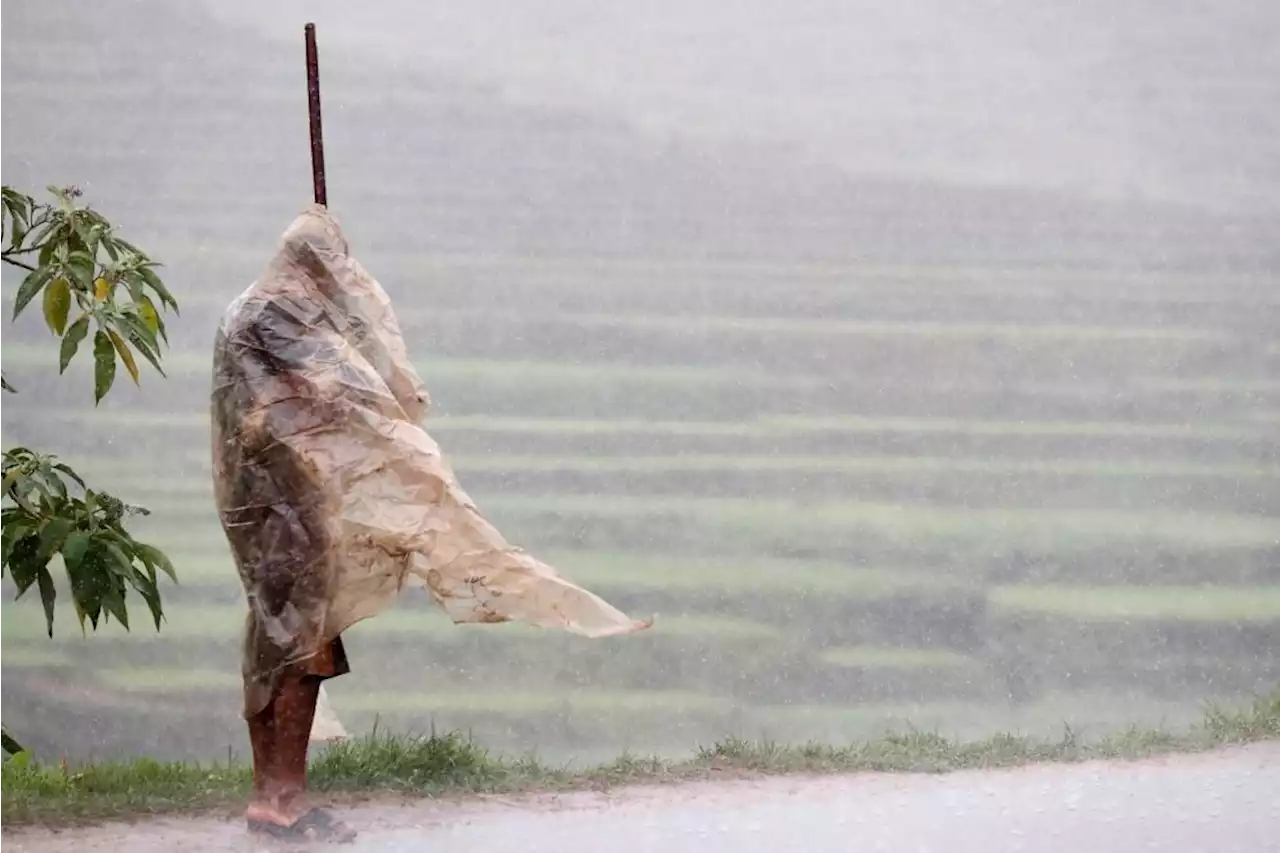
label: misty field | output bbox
[4,256,1278,764]
[2,1,1279,767]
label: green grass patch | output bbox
[1147,377,1280,394]
[988,584,1280,623]
[4,546,955,597]
[0,345,821,389]
[3,690,1276,825]
[76,453,1280,484]
[819,646,979,670]
[0,602,231,643]
[383,308,1228,343]
[13,408,1274,443]
[0,646,71,668]
[93,667,242,692]
[475,495,1280,553]
[544,552,951,597]
[0,598,790,645]
[451,453,1277,479]
[758,414,1272,441]
[333,688,736,716]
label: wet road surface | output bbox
[7,743,1278,852]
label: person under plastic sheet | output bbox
[211,205,651,842]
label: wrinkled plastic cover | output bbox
[312,685,348,742]
[212,206,651,735]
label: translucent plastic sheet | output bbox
[211,206,651,733]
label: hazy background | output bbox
[2,0,1278,764]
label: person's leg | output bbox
[246,703,276,807]
[269,672,322,817]
[245,642,356,841]
[244,672,320,820]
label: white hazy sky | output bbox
[200,0,1280,216]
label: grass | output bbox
[3,690,1276,826]
[51,547,950,596]
[94,668,243,692]
[543,553,951,597]
[333,688,737,716]
[819,646,980,670]
[443,310,1231,342]
[396,453,1280,479]
[53,452,1280,484]
[0,345,817,389]
[988,584,1280,623]
[106,495,1276,556]
[0,647,72,668]
[12,408,1275,443]
[468,495,1280,552]
[0,600,791,645]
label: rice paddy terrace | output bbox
[1,1,1277,764]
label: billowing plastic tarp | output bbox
[211,205,651,733]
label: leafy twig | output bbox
[1,252,38,271]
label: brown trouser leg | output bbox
[247,638,346,818]
[248,674,321,807]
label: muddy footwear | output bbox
[247,808,357,844]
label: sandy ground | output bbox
[6,743,1279,852]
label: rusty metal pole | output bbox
[304,23,327,206]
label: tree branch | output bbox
[2,252,38,272]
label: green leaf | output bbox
[126,278,146,318]
[36,567,56,637]
[66,251,95,289]
[12,266,53,319]
[37,227,63,268]
[135,543,177,583]
[138,294,166,342]
[77,223,103,259]
[104,543,137,580]
[102,583,129,630]
[1,519,25,565]
[35,461,68,500]
[124,334,165,377]
[138,265,178,313]
[41,276,71,334]
[67,550,105,630]
[38,517,73,559]
[141,579,164,631]
[93,329,116,404]
[27,218,59,256]
[52,462,86,488]
[59,313,90,373]
[6,535,42,596]
[118,309,159,351]
[61,530,91,570]
[1,468,22,497]
[9,205,28,247]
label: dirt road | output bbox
[7,743,1278,852]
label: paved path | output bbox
[7,743,1279,852]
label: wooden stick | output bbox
[304,23,327,206]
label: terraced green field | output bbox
[2,0,1278,767]
[4,251,1278,764]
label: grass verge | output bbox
[3,690,1276,827]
